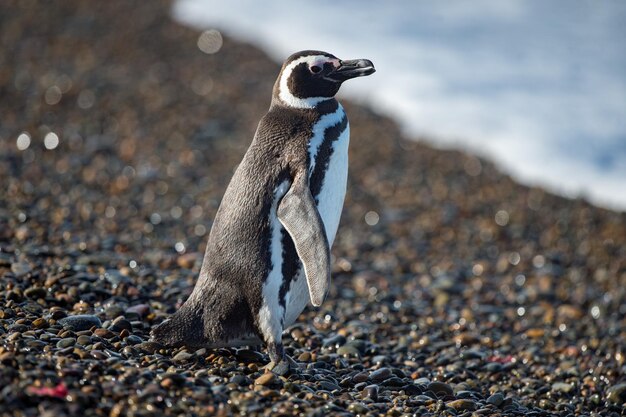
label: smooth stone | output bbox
[352,371,369,383]
[230,374,250,386]
[336,345,360,357]
[32,318,48,328]
[94,328,116,338]
[607,383,626,403]
[255,373,276,386]
[323,334,347,348]
[319,381,340,391]
[59,315,102,331]
[124,335,143,345]
[403,384,423,396]
[76,335,92,345]
[24,287,47,299]
[173,351,194,362]
[126,304,150,318]
[487,392,504,406]
[427,381,453,397]
[371,355,388,365]
[552,382,574,393]
[347,403,369,414]
[446,399,477,411]
[56,338,76,348]
[11,262,32,277]
[370,367,392,382]
[236,349,264,362]
[362,384,379,401]
[136,341,163,354]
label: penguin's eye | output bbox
[310,65,322,74]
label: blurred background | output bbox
[175,0,626,211]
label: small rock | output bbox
[124,335,143,345]
[446,399,477,411]
[177,252,201,269]
[126,304,150,318]
[362,384,379,401]
[59,315,102,331]
[370,367,392,382]
[337,345,360,357]
[255,373,276,386]
[56,338,76,348]
[487,392,504,406]
[136,341,163,354]
[552,382,574,393]
[76,335,92,345]
[607,383,626,403]
[11,261,32,277]
[352,371,369,383]
[94,328,115,339]
[236,349,264,362]
[32,318,48,328]
[427,381,453,397]
[24,287,47,299]
[173,351,194,362]
[525,328,545,339]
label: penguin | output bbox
[152,50,375,372]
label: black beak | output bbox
[327,58,375,82]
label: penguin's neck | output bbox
[306,99,346,176]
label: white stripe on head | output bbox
[278,55,339,109]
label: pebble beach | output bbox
[1,1,625,416]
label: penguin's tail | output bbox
[150,303,204,348]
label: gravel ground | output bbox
[1,1,625,416]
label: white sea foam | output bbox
[173,0,626,211]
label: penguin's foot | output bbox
[265,342,299,376]
[265,354,298,376]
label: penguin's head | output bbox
[273,50,375,109]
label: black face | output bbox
[280,50,375,100]
[287,60,342,99]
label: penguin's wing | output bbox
[277,174,330,307]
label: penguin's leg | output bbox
[258,309,292,375]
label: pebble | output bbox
[486,392,504,406]
[173,351,194,362]
[362,384,379,401]
[606,383,626,403]
[552,382,574,393]
[427,381,453,397]
[59,315,102,331]
[369,367,392,382]
[446,399,477,411]
[56,338,76,348]
[254,373,276,386]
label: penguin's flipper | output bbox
[277,175,331,307]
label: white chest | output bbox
[307,104,350,246]
[282,106,349,326]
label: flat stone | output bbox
[369,367,392,382]
[59,315,102,331]
[487,392,504,406]
[11,261,32,277]
[24,287,47,299]
[56,338,76,348]
[362,384,379,401]
[446,399,477,411]
[427,381,453,397]
[607,383,626,403]
[552,382,574,393]
[255,372,276,386]
[173,351,194,362]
